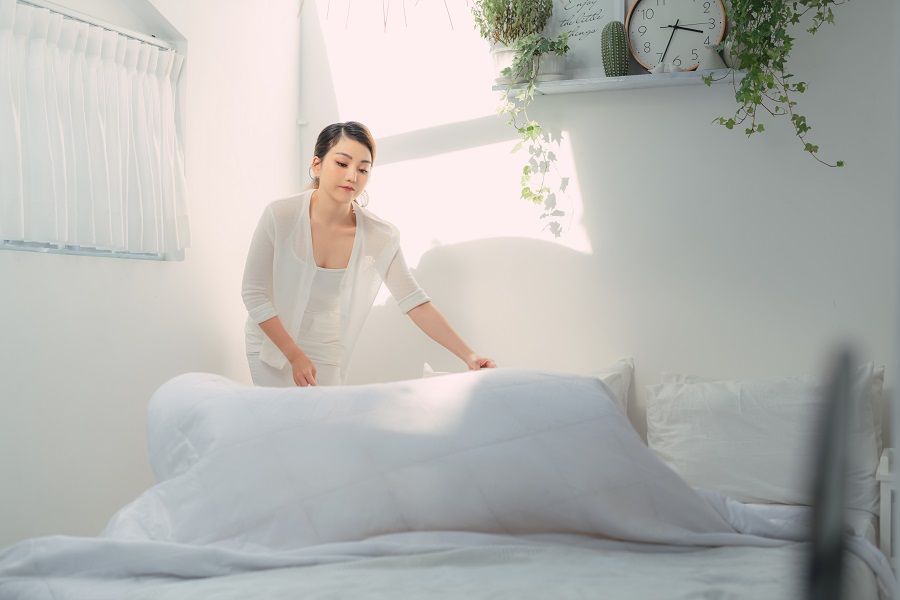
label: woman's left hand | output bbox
[466,355,497,370]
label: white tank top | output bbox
[296,267,344,366]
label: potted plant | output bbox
[703,0,846,167]
[472,0,553,84]
[508,32,570,82]
[497,31,571,237]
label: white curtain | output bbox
[0,0,190,256]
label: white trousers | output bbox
[247,353,341,387]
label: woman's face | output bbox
[312,136,372,204]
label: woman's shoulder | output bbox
[355,203,399,239]
[265,190,312,220]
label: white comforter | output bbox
[0,369,894,599]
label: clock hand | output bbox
[659,18,679,66]
[661,24,705,34]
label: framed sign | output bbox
[543,0,626,78]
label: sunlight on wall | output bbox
[367,133,590,262]
[313,0,497,136]
[366,132,590,305]
[309,0,591,310]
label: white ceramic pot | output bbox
[536,54,566,81]
[491,43,522,85]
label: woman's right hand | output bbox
[289,352,317,387]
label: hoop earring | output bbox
[308,166,318,181]
[358,190,369,207]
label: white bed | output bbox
[0,364,893,599]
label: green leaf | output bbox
[706,0,844,165]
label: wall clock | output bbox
[625,0,727,72]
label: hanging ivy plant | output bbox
[498,33,570,237]
[704,0,847,167]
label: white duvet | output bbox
[0,369,894,599]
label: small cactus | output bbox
[601,20,628,77]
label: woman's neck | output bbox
[310,190,354,226]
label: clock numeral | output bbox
[691,49,699,61]
[644,41,652,53]
[703,1,711,13]
[638,25,647,37]
[656,0,666,5]
[708,17,716,29]
[704,36,711,45]
[640,8,655,19]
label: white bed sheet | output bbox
[743,503,880,546]
[122,538,881,600]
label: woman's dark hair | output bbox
[311,122,376,189]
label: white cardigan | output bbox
[241,190,430,381]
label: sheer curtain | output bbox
[0,0,190,258]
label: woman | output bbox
[242,121,496,387]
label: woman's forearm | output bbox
[258,316,305,363]
[406,302,477,364]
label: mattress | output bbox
[123,535,881,600]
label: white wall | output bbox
[0,0,302,547]
[0,0,896,549]
[307,0,898,434]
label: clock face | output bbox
[626,0,727,71]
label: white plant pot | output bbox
[536,54,566,81]
[491,43,524,85]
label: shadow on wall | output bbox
[375,116,514,165]
[349,235,630,382]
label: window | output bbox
[0,0,190,260]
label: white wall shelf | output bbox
[493,68,740,95]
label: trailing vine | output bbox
[498,33,570,237]
[704,0,848,167]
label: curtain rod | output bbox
[16,0,175,50]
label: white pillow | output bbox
[112,369,744,549]
[590,358,634,414]
[646,364,880,514]
[660,362,885,454]
[422,358,634,415]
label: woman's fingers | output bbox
[468,356,497,370]
[293,367,317,387]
